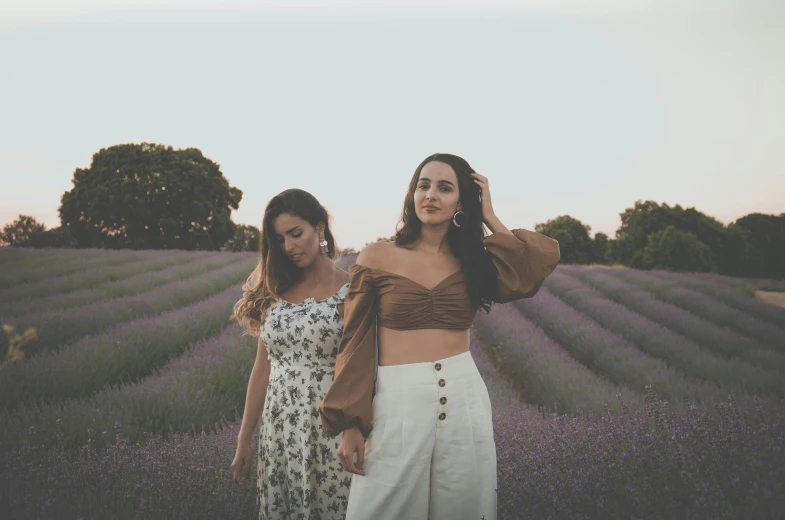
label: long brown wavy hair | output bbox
[395,153,499,313]
[233,189,337,337]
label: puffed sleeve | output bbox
[319,263,378,437]
[484,228,560,303]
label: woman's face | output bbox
[413,160,461,226]
[271,213,323,268]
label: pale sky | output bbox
[1,0,783,249]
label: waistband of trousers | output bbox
[375,350,478,393]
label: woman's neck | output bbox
[299,254,337,285]
[416,222,452,256]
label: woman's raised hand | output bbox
[472,172,496,225]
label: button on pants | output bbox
[345,351,497,520]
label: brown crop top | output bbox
[319,228,560,437]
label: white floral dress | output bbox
[257,283,352,520]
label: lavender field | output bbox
[1,249,785,519]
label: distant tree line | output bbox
[0,142,782,278]
[4,203,783,278]
[536,202,785,279]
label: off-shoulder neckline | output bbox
[350,264,464,292]
[279,282,349,306]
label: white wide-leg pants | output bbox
[345,350,497,520]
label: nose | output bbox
[284,237,297,254]
[426,187,439,201]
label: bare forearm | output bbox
[485,215,513,236]
[238,367,269,443]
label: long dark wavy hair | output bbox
[395,153,499,312]
[233,189,337,336]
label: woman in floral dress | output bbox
[231,188,352,519]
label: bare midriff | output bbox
[378,326,471,366]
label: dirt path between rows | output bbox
[755,290,785,308]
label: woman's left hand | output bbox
[472,172,496,224]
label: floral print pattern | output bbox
[257,283,351,520]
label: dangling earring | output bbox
[452,210,465,228]
[319,231,329,254]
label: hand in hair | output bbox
[472,172,511,235]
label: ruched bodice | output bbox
[363,266,475,330]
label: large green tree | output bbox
[28,227,73,248]
[59,143,242,250]
[1,215,45,247]
[535,215,606,264]
[641,226,717,272]
[732,213,785,279]
[592,232,610,264]
[609,200,750,273]
[221,224,260,252]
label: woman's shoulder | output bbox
[355,240,399,271]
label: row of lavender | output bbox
[540,271,784,398]
[475,266,785,412]
[0,252,234,317]
[0,248,160,288]
[0,268,260,411]
[1,255,257,360]
[0,319,256,451]
[1,250,212,304]
[580,266,785,350]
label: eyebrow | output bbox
[418,177,456,187]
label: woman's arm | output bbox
[231,336,271,489]
[472,172,560,301]
[320,246,382,475]
[320,253,379,438]
[238,336,271,443]
[485,214,512,236]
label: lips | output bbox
[291,253,304,261]
[422,205,439,210]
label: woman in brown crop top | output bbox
[319,153,560,520]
